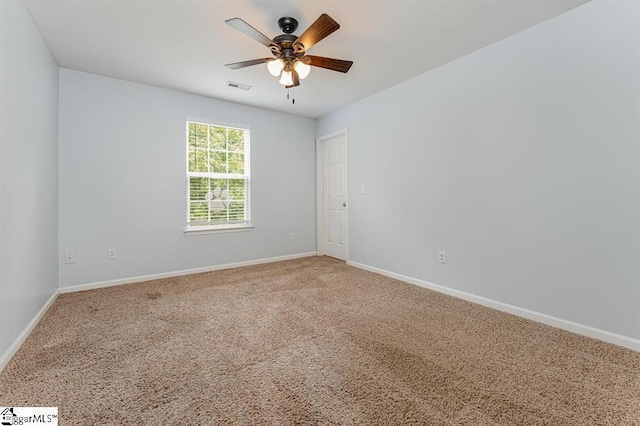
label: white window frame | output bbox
[184,121,252,235]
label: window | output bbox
[186,121,251,232]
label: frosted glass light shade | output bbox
[279,70,293,86]
[294,61,311,79]
[267,59,284,77]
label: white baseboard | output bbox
[6,253,633,376]
[347,260,640,353]
[60,252,318,294]
[0,290,59,373]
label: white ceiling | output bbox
[25,0,589,119]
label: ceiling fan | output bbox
[225,14,353,90]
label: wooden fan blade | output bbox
[225,58,271,69]
[294,13,340,52]
[306,55,353,73]
[225,18,279,52]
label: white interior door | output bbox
[320,131,348,261]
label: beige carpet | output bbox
[1,257,639,425]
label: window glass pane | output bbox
[210,126,226,150]
[210,151,227,173]
[190,202,208,222]
[209,211,227,223]
[188,148,196,172]
[208,178,227,223]
[228,129,244,152]
[195,124,208,149]
[207,179,228,204]
[188,123,196,149]
[228,152,244,174]
[227,201,245,222]
[189,177,208,201]
[228,178,246,201]
[193,148,209,172]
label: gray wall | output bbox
[318,0,640,339]
[58,69,317,287]
[0,0,59,355]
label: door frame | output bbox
[316,128,349,259]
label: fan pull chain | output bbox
[286,88,295,104]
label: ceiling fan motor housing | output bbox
[272,34,300,59]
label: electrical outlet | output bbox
[439,251,446,264]
[290,233,296,241]
[64,251,75,264]
[108,248,117,259]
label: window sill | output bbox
[184,225,254,236]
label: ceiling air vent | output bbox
[226,81,252,90]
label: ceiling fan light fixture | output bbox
[279,70,293,86]
[267,59,284,77]
[294,60,311,79]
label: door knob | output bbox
[343,202,347,207]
